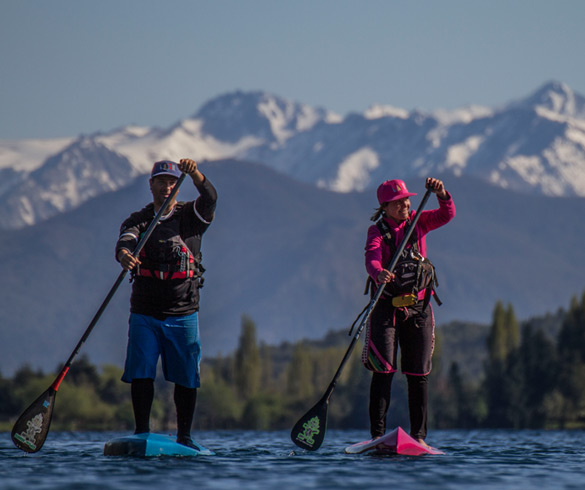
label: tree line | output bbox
[433,291,585,429]
[1,291,585,432]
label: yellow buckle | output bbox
[392,294,417,307]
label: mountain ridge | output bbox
[1,80,585,230]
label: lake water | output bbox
[2,429,585,489]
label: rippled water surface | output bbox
[2,429,585,489]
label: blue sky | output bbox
[1,0,584,139]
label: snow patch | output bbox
[295,105,323,132]
[566,125,585,147]
[433,106,493,125]
[504,156,544,186]
[258,97,295,144]
[313,142,324,153]
[0,138,73,171]
[444,136,484,175]
[364,105,409,120]
[542,140,585,196]
[324,147,380,192]
[98,119,263,174]
[324,112,343,124]
[18,196,35,226]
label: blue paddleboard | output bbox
[103,433,215,457]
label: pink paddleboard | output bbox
[345,426,444,456]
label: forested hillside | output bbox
[1,292,583,432]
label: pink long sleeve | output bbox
[365,193,456,282]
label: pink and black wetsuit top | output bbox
[365,193,456,284]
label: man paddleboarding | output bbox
[362,177,455,448]
[115,159,217,449]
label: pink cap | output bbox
[376,179,416,204]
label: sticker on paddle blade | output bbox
[290,399,328,451]
[11,388,57,453]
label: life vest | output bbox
[132,206,205,286]
[365,216,441,308]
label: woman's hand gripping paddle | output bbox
[290,187,433,451]
[11,173,187,453]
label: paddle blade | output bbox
[11,387,57,453]
[290,397,329,451]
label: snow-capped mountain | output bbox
[0,138,136,228]
[247,80,585,195]
[1,81,584,229]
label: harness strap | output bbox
[371,216,441,307]
[136,269,197,280]
[376,216,419,257]
[133,251,205,284]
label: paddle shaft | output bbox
[320,188,433,404]
[51,172,187,391]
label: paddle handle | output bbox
[321,188,433,403]
[54,173,187,388]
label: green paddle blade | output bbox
[290,397,329,451]
[11,387,57,453]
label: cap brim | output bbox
[387,192,417,202]
[151,171,181,179]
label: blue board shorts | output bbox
[122,312,201,388]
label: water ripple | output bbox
[2,429,585,489]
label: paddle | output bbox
[11,173,187,453]
[290,186,433,451]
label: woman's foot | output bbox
[416,438,430,449]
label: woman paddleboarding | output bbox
[362,177,455,447]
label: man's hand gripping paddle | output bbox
[290,186,433,451]
[11,173,187,453]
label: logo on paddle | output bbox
[13,414,44,451]
[295,416,320,447]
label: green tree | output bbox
[0,374,18,416]
[286,343,314,401]
[65,355,100,386]
[337,350,370,429]
[483,301,521,427]
[259,342,274,391]
[432,362,481,429]
[558,293,585,364]
[55,383,118,430]
[12,364,44,388]
[487,301,508,363]
[505,304,520,351]
[518,324,558,428]
[97,364,128,405]
[196,373,242,429]
[556,292,585,427]
[234,315,261,400]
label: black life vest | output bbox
[132,204,205,286]
[365,216,441,308]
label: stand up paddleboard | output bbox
[345,426,444,456]
[104,433,214,457]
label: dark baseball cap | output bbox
[151,160,181,179]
